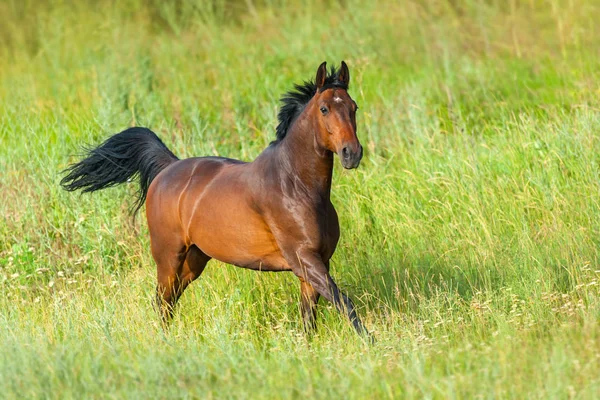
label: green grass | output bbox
[1,0,600,398]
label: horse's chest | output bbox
[315,204,340,260]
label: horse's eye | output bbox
[320,106,328,115]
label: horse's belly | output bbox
[186,195,288,270]
[236,254,292,272]
[193,225,288,271]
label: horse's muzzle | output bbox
[340,144,363,169]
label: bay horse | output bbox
[61,61,369,337]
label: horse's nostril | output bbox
[342,147,350,158]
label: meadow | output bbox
[1,0,599,398]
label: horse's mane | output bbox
[274,65,348,143]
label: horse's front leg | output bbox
[290,251,369,337]
[300,280,320,333]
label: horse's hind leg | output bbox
[154,241,210,325]
[153,239,187,325]
[180,245,211,293]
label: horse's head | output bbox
[311,61,362,169]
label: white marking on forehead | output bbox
[333,96,343,103]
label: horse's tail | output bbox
[60,127,179,214]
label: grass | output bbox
[1,0,600,398]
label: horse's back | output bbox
[146,156,288,271]
[145,157,244,245]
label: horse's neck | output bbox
[276,117,334,198]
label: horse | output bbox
[61,61,369,337]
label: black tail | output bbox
[60,127,179,214]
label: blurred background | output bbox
[2,0,599,153]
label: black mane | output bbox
[274,65,348,142]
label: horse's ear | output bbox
[315,61,327,89]
[338,61,350,86]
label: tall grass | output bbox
[1,0,599,398]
